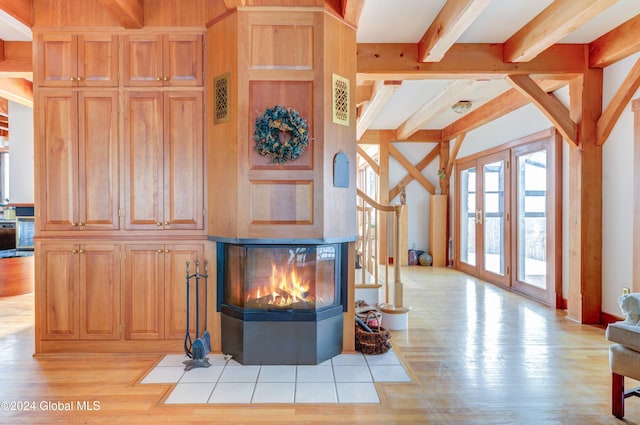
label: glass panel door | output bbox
[456,153,510,287]
[511,141,555,305]
[457,161,477,273]
[478,153,509,286]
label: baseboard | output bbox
[601,310,623,325]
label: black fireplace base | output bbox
[221,309,344,365]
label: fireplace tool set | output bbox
[183,260,212,371]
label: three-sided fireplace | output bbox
[217,241,347,365]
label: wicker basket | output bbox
[355,312,392,355]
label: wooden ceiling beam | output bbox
[396,79,475,140]
[597,57,640,146]
[389,144,436,195]
[341,0,365,28]
[504,0,617,63]
[97,0,144,29]
[418,0,491,62]
[506,74,577,145]
[590,14,640,68]
[356,80,401,141]
[442,80,567,141]
[0,0,32,27]
[357,43,586,80]
[0,78,33,107]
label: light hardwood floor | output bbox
[0,267,637,424]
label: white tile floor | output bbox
[141,349,411,404]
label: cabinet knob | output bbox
[79,222,85,226]
[156,222,163,226]
[165,249,169,253]
[76,76,82,81]
[71,222,78,227]
[72,249,78,254]
[156,77,162,81]
[69,77,76,82]
[164,221,169,226]
[163,77,168,81]
[79,249,85,254]
[157,249,163,253]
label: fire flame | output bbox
[246,263,314,307]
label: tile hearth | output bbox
[141,350,410,404]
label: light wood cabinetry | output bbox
[38,91,120,231]
[124,243,204,340]
[123,34,203,87]
[124,91,204,230]
[430,195,448,267]
[37,34,119,87]
[38,242,121,340]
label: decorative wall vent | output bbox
[332,74,349,126]
[214,73,230,124]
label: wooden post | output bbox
[567,67,603,324]
[633,99,640,293]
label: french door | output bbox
[457,151,510,288]
[454,130,560,306]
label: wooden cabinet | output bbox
[38,91,120,231]
[124,91,204,230]
[429,194,448,267]
[123,34,203,87]
[38,242,121,340]
[37,34,118,87]
[124,243,204,340]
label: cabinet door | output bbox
[39,243,80,340]
[37,34,77,87]
[124,92,164,229]
[38,91,79,230]
[124,245,164,339]
[164,92,204,229]
[79,243,121,340]
[164,244,205,339]
[123,35,164,87]
[77,35,119,87]
[164,34,203,87]
[78,91,120,230]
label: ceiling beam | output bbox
[0,41,32,77]
[396,79,475,140]
[503,0,617,63]
[0,0,32,28]
[418,0,491,63]
[389,144,436,195]
[357,43,586,80]
[356,80,401,140]
[590,14,640,68]
[442,79,567,141]
[0,78,32,107]
[341,0,365,28]
[224,0,246,8]
[506,74,577,145]
[97,0,144,29]
[596,57,640,146]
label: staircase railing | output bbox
[356,189,405,308]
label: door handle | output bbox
[476,209,483,225]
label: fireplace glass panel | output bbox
[223,244,337,312]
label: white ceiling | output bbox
[356,0,640,133]
[0,9,31,42]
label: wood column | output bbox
[567,68,603,324]
[633,99,640,292]
[378,133,390,263]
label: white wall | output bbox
[601,52,640,316]
[8,101,34,203]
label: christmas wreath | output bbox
[254,105,309,163]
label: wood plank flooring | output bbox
[0,266,637,424]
